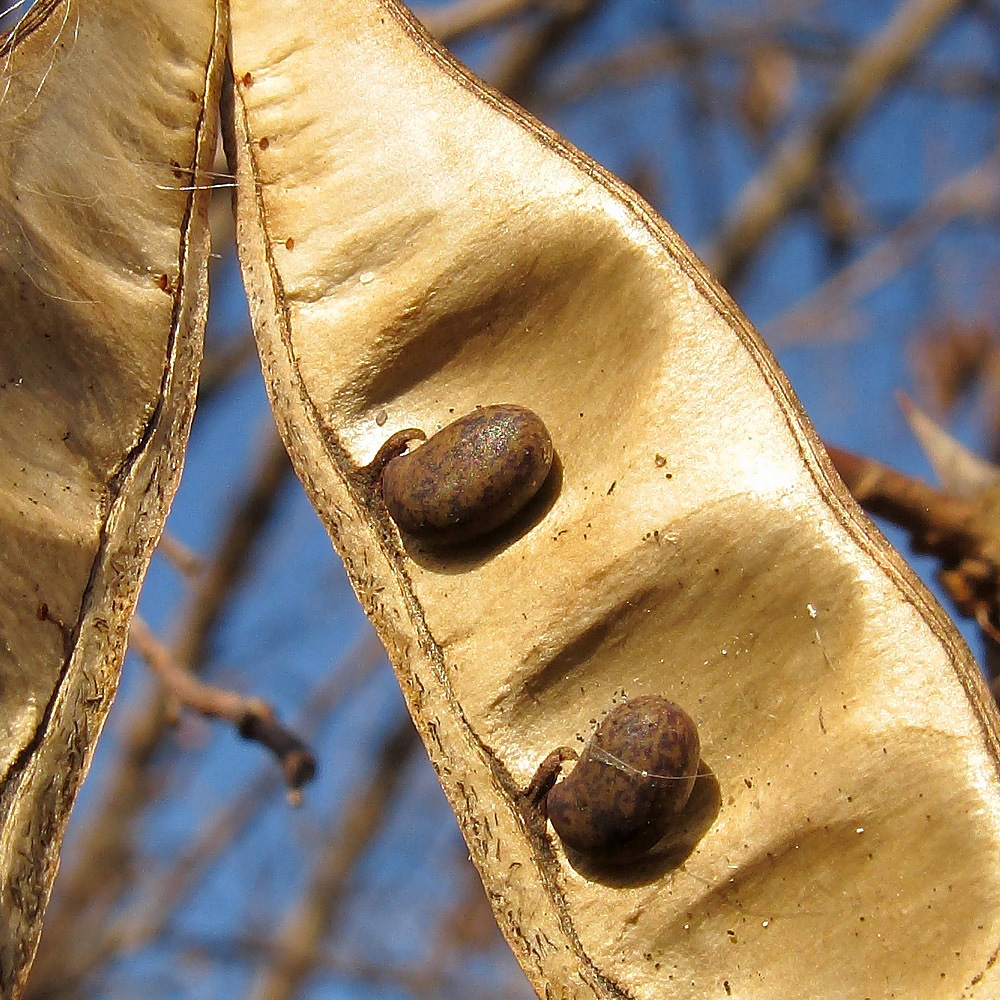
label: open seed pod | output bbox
[0,2,224,992]
[225,2,1000,998]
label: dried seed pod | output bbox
[546,696,700,863]
[381,404,553,545]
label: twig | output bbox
[155,531,205,579]
[198,332,258,406]
[171,430,293,669]
[708,0,965,286]
[28,427,295,998]
[152,930,532,1000]
[827,443,982,559]
[828,442,1000,660]
[416,0,544,42]
[129,617,316,793]
[489,0,604,105]
[766,149,1000,346]
[545,30,1000,108]
[27,635,387,1000]
[249,714,421,1000]
[111,630,385,953]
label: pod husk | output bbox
[0,1,224,990]
[224,2,1000,998]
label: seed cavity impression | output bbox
[546,696,700,863]
[381,404,553,545]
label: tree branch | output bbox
[417,0,544,42]
[766,148,1000,347]
[129,617,316,793]
[827,442,1000,660]
[708,0,965,286]
[249,714,420,1000]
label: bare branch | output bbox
[155,531,205,579]
[171,429,293,668]
[827,443,981,560]
[129,616,316,793]
[28,428,295,998]
[416,0,544,42]
[249,715,421,1000]
[545,30,1000,109]
[198,331,258,406]
[489,0,604,104]
[827,442,1000,659]
[708,0,966,285]
[766,148,1000,346]
[28,634,387,1000]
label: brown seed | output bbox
[546,696,700,863]
[381,405,553,545]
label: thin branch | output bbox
[26,631,390,1000]
[126,632,383,938]
[708,0,966,286]
[416,0,544,42]
[170,429,293,669]
[146,931,534,1000]
[197,332,258,406]
[155,531,205,580]
[489,0,605,105]
[129,616,316,793]
[545,29,1000,108]
[828,442,1000,661]
[827,443,981,559]
[249,714,421,1000]
[766,148,1000,347]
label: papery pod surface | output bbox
[226,1,1000,997]
[0,0,224,991]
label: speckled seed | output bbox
[547,696,700,863]
[381,404,553,545]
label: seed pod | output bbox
[381,404,553,545]
[547,696,700,863]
